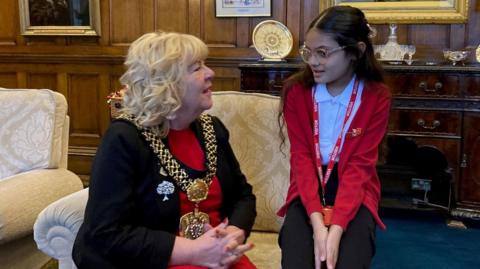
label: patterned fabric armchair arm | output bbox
[0,169,83,245]
[34,188,88,269]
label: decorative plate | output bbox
[252,20,293,61]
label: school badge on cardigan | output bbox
[157,181,175,201]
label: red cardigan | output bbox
[277,81,391,230]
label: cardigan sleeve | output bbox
[79,121,175,269]
[283,86,324,216]
[331,87,392,230]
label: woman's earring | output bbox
[166,115,176,120]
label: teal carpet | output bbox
[372,210,480,269]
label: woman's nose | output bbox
[205,66,215,79]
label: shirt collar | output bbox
[314,75,356,106]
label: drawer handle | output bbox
[417,119,440,129]
[461,153,468,168]
[418,81,442,93]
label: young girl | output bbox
[277,6,391,269]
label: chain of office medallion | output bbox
[118,113,217,192]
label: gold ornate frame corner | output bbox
[19,0,101,36]
[321,0,469,24]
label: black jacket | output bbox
[72,116,256,269]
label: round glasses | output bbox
[299,45,347,63]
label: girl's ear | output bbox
[357,41,367,55]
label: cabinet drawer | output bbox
[384,73,459,97]
[463,75,480,98]
[240,69,293,95]
[388,110,461,135]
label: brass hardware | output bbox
[419,81,442,93]
[461,153,467,168]
[417,118,440,129]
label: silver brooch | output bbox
[156,181,175,201]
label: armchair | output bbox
[33,91,289,269]
[0,88,84,269]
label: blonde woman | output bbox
[73,32,257,269]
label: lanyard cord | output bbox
[312,79,359,205]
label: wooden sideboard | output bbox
[239,62,480,219]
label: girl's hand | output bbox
[310,212,329,269]
[325,224,343,269]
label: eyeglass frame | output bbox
[299,44,348,63]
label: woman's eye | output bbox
[190,65,201,72]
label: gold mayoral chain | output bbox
[119,113,217,240]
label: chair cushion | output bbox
[208,91,290,233]
[0,89,67,180]
[246,231,281,269]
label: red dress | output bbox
[167,128,256,269]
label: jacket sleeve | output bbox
[331,88,392,230]
[80,121,175,269]
[213,117,256,237]
[283,86,323,216]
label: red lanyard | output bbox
[312,79,359,205]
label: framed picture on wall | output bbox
[215,0,271,17]
[18,0,101,36]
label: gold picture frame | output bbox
[19,0,101,36]
[321,0,469,24]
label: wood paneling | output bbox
[0,0,17,45]
[0,73,18,88]
[158,0,188,34]
[68,74,102,146]
[26,73,57,91]
[0,0,479,180]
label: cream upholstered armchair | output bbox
[0,88,83,269]
[33,91,289,269]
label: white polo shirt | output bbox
[314,76,364,164]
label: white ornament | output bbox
[156,181,175,201]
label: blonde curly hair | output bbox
[119,31,209,137]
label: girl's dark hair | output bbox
[278,6,384,151]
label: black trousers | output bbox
[278,199,376,269]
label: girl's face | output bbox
[179,60,215,117]
[303,29,355,93]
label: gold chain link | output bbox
[118,114,217,192]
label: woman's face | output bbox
[179,60,215,116]
[304,29,355,92]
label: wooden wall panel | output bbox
[110,75,123,92]
[26,73,57,91]
[0,73,18,88]
[0,0,17,45]
[157,0,188,33]
[110,0,154,45]
[211,66,241,91]
[204,7,236,46]
[68,74,102,147]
